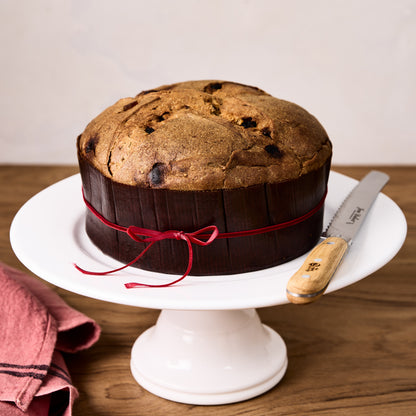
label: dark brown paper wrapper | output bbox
[78,156,331,276]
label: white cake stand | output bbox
[10,171,407,405]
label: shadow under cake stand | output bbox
[10,171,407,405]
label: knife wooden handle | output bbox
[286,236,349,304]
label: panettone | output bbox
[77,80,332,278]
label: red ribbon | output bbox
[75,188,327,288]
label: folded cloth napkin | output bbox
[0,262,101,415]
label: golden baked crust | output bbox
[77,80,332,190]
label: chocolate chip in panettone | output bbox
[204,82,222,94]
[240,117,257,128]
[156,112,169,122]
[85,135,99,154]
[149,163,167,186]
[262,127,272,138]
[145,126,155,134]
[264,144,283,158]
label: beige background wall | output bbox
[1,0,415,165]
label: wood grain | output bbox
[1,165,415,415]
[286,236,349,304]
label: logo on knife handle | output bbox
[306,262,321,272]
[347,206,364,225]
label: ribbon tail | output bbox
[124,274,188,289]
[124,236,194,288]
[74,241,156,276]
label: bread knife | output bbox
[286,170,389,304]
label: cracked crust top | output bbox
[77,80,332,190]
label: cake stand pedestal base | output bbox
[130,308,287,405]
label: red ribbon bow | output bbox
[74,192,219,287]
[123,225,219,288]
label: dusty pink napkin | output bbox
[0,262,100,415]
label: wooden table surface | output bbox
[1,165,415,415]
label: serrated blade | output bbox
[323,170,390,243]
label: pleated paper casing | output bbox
[79,157,330,276]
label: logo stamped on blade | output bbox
[347,206,364,225]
